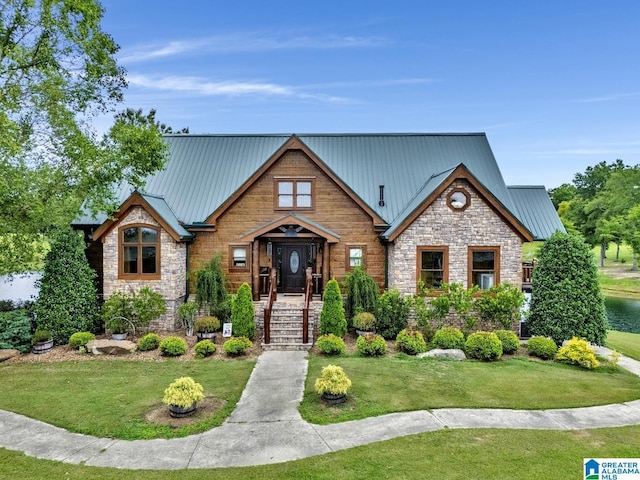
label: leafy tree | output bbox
[0,0,173,274]
[548,183,576,209]
[320,279,347,337]
[34,228,99,344]
[342,267,379,324]
[527,232,607,346]
[231,283,255,339]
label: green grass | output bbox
[607,330,640,361]
[299,355,640,425]
[0,359,255,439]
[2,426,639,479]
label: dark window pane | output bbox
[141,227,157,243]
[473,251,495,270]
[421,270,444,288]
[123,227,138,243]
[124,246,138,273]
[422,251,443,270]
[141,246,156,273]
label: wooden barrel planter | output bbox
[168,403,197,418]
[32,339,54,354]
[321,393,347,405]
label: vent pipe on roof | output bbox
[379,185,385,207]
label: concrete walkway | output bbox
[2,349,640,470]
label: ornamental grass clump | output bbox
[68,332,95,349]
[495,329,520,354]
[194,339,217,358]
[432,326,465,350]
[159,336,187,356]
[555,337,600,370]
[316,334,346,355]
[162,377,205,409]
[395,328,427,355]
[356,333,387,356]
[314,364,352,396]
[465,331,503,361]
[138,333,161,351]
[526,336,558,360]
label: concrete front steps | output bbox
[258,299,321,351]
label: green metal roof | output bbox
[507,186,566,240]
[141,193,193,240]
[75,133,561,241]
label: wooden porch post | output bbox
[322,241,330,291]
[252,239,260,301]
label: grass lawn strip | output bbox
[2,426,639,479]
[607,330,640,361]
[299,355,640,425]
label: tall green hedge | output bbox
[231,283,255,339]
[527,232,607,345]
[0,310,32,352]
[320,279,347,337]
[34,229,99,344]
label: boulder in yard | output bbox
[418,348,466,360]
[87,339,137,356]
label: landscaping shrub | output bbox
[223,336,252,355]
[316,334,346,355]
[555,337,600,370]
[163,377,205,408]
[495,329,520,354]
[526,336,558,360]
[475,283,524,329]
[138,333,161,351]
[101,287,166,333]
[528,232,608,346]
[464,331,503,361]
[194,339,217,358]
[376,288,409,339]
[68,332,95,349]
[343,267,379,325]
[314,364,352,396]
[356,333,387,356]
[195,253,231,321]
[432,326,465,350]
[352,312,376,332]
[34,228,99,344]
[159,336,187,356]
[231,283,255,339]
[194,316,220,333]
[0,310,32,353]
[319,279,347,337]
[395,329,427,355]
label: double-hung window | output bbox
[120,225,160,278]
[275,178,314,210]
[346,245,366,271]
[469,246,500,289]
[417,246,448,289]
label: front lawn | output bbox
[0,359,255,439]
[299,355,640,425]
[2,426,639,479]
[607,330,640,361]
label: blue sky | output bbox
[99,0,640,189]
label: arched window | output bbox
[119,225,160,279]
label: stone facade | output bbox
[102,207,187,330]
[388,179,523,294]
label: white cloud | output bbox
[571,92,640,103]
[120,33,389,63]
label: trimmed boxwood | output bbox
[395,329,427,355]
[495,329,520,354]
[316,334,346,355]
[356,333,387,356]
[138,333,161,351]
[223,336,252,356]
[526,336,558,360]
[194,339,217,358]
[68,332,96,349]
[159,336,187,356]
[465,331,503,361]
[432,326,465,350]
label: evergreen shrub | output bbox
[526,336,558,360]
[555,337,600,369]
[343,267,379,325]
[195,253,231,321]
[316,334,346,355]
[432,326,465,350]
[159,336,187,356]
[356,333,387,356]
[231,283,255,339]
[0,310,32,353]
[495,329,520,354]
[194,339,217,358]
[138,333,161,351]
[396,329,427,355]
[464,331,503,361]
[376,288,409,339]
[68,332,95,349]
[319,279,347,337]
[223,336,252,355]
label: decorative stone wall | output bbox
[388,180,523,294]
[102,207,187,331]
